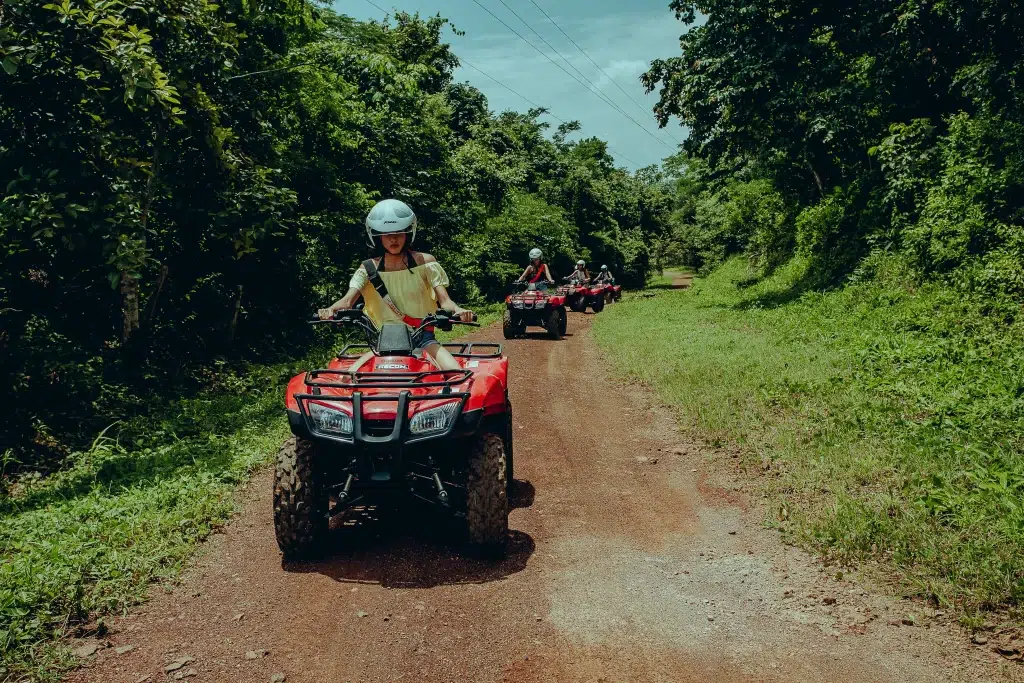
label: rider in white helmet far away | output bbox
[593,264,614,284]
[318,199,472,371]
[569,259,590,283]
[517,247,555,287]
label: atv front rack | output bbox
[305,368,472,390]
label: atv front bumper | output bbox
[287,392,483,446]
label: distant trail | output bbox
[668,269,694,289]
[69,314,1003,683]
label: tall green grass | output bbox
[0,359,305,681]
[594,258,1024,624]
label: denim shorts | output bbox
[416,329,440,351]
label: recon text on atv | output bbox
[277,311,512,559]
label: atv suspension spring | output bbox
[432,472,450,507]
[336,473,354,505]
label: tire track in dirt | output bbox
[68,314,1011,683]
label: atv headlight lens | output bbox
[307,402,353,435]
[409,402,461,435]
[513,301,524,309]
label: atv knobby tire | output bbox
[558,308,568,336]
[466,432,509,555]
[274,437,327,559]
[502,309,521,339]
[570,299,587,313]
[545,308,562,340]
[590,296,605,314]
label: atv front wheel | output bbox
[558,308,567,336]
[570,298,587,313]
[273,437,328,560]
[466,432,509,555]
[590,296,605,314]
[502,310,522,339]
[545,308,562,340]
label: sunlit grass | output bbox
[595,257,1024,625]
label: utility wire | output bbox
[362,0,388,16]
[467,0,675,153]
[358,0,643,168]
[460,58,642,168]
[226,61,317,80]
[527,0,684,145]
[492,0,676,152]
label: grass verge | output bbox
[0,313,499,681]
[593,257,1024,627]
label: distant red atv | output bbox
[278,311,512,559]
[560,278,606,313]
[591,279,622,305]
[504,281,567,339]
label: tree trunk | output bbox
[805,156,825,199]
[143,264,169,325]
[121,272,139,342]
[123,133,161,342]
[229,285,243,343]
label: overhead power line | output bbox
[467,0,675,154]
[362,0,388,16]
[460,58,643,168]
[527,0,684,145]
[491,0,677,152]
[358,0,644,168]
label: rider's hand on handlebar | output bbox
[452,307,475,323]
[317,307,336,320]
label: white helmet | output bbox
[529,248,543,260]
[576,260,585,267]
[365,199,417,247]
[601,264,608,271]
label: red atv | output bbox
[503,282,567,340]
[278,311,512,559]
[590,280,622,306]
[560,278,606,313]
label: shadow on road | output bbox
[282,479,536,589]
[517,331,572,339]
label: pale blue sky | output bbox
[334,0,690,170]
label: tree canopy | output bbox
[645,0,1024,287]
[1,0,670,466]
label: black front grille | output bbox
[362,419,396,438]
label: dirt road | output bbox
[70,315,1009,683]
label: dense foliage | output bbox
[642,1,1024,620]
[644,0,1024,291]
[0,1,668,469]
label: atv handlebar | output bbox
[310,310,479,332]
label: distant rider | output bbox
[317,199,472,371]
[569,260,590,283]
[517,248,555,288]
[593,264,615,284]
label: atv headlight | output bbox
[409,402,461,435]
[513,301,524,309]
[307,401,353,435]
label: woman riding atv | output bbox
[517,248,555,288]
[593,264,615,284]
[317,199,473,371]
[569,260,590,283]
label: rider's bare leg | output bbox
[424,344,461,371]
